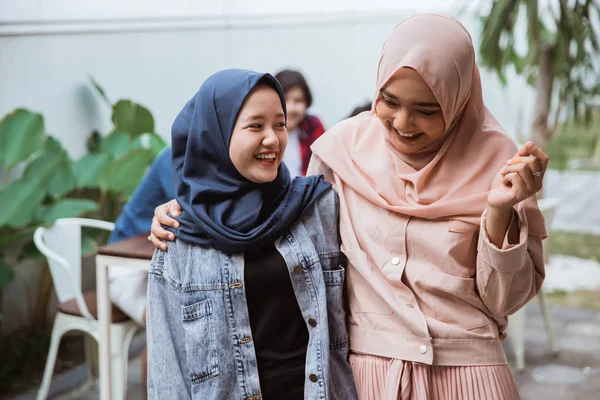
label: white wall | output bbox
[0,1,534,161]
[1,0,459,22]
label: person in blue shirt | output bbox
[108,147,174,243]
[107,146,172,400]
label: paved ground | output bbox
[509,303,600,400]
[11,303,600,400]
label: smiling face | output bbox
[284,86,308,131]
[375,67,446,154]
[229,85,288,183]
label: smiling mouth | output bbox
[254,153,277,165]
[395,130,424,140]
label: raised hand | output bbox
[487,142,549,211]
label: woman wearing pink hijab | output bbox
[150,14,548,399]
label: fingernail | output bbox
[174,222,180,228]
[161,245,167,251]
[169,233,174,240]
[173,211,180,217]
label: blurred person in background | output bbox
[275,69,326,177]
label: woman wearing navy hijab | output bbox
[146,69,357,400]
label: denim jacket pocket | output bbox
[323,267,349,351]
[181,299,220,385]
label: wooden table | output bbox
[95,233,155,400]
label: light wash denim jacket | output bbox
[146,189,358,400]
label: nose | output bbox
[287,101,300,115]
[392,108,412,132]
[261,127,280,147]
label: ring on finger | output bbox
[148,234,152,241]
[533,171,542,177]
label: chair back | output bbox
[34,218,115,318]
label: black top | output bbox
[244,244,308,400]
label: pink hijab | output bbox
[311,14,546,236]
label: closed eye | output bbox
[416,109,439,117]
[382,97,398,108]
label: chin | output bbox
[387,138,417,154]
[288,121,301,131]
[249,171,278,184]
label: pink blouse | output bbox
[308,155,545,366]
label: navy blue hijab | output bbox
[171,69,330,253]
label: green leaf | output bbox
[0,180,46,228]
[86,130,102,154]
[479,0,520,73]
[47,159,77,198]
[74,153,111,188]
[132,132,167,157]
[509,47,525,74]
[0,109,46,171]
[101,131,131,159]
[98,148,154,195]
[22,143,68,185]
[81,235,98,256]
[0,257,14,289]
[112,100,154,137]
[89,76,111,106]
[36,199,99,225]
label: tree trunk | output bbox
[530,46,556,151]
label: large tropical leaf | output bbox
[0,180,46,228]
[132,132,168,157]
[0,109,46,171]
[22,137,68,185]
[101,131,131,159]
[98,149,154,195]
[74,153,111,188]
[47,159,77,198]
[36,199,99,225]
[112,100,154,137]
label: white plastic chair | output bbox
[507,198,560,372]
[34,218,140,400]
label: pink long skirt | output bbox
[349,353,520,400]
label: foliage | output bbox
[478,0,600,146]
[0,80,166,302]
[546,111,600,170]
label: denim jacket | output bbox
[146,189,358,400]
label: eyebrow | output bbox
[381,90,440,108]
[245,115,264,121]
[244,112,285,120]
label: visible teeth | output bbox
[255,153,276,161]
[397,131,421,138]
